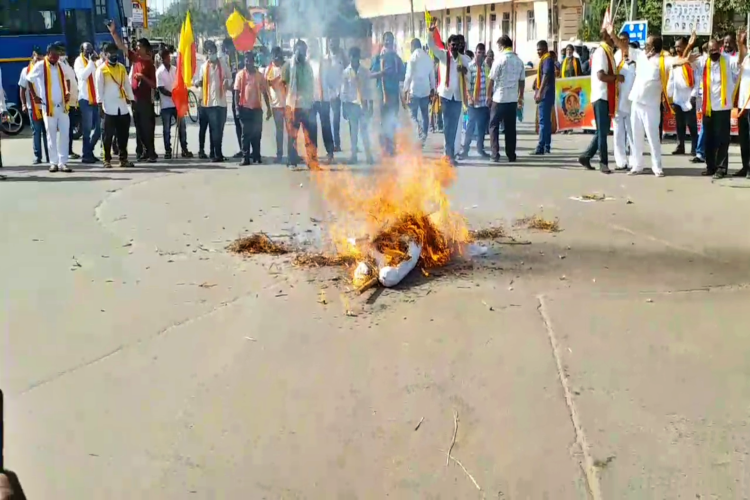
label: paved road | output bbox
[3,86,750,498]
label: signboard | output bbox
[132,0,148,29]
[555,76,738,135]
[620,20,647,49]
[662,0,713,36]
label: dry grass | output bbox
[227,233,291,255]
[581,193,607,201]
[292,252,359,267]
[469,226,506,240]
[515,214,561,232]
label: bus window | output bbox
[0,0,62,36]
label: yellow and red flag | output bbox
[226,10,257,53]
[173,11,196,119]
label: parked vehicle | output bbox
[1,102,25,136]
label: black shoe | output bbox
[136,153,144,161]
[33,158,42,165]
[81,157,97,164]
[212,156,225,163]
[232,152,243,159]
[615,164,629,171]
[733,169,748,177]
[691,156,705,164]
[578,156,594,170]
[701,169,715,176]
[545,148,551,154]
[600,165,612,174]
[713,170,726,179]
[147,156,157,163]
[671,147,686,155]
[69,152,81,160]
[253,157,262,164]
[181,151,194,158]
[491,156,501,163]
[164,152,173,160]
[198,151,208,160]
[506,156,517,163]
[239,158,251,166]
[478,151,491,158]
[333,146,342,153]
[531,150,545,155]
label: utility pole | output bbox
[629,0,637,21]
[410,0,415,37]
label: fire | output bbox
[311,139,471,274]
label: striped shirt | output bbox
[468,61,490,107]
[489,49,526,104]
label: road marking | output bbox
[537,294,602,500]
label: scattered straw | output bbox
[470,226,506,240]
[515,214,561,233]
[446,409,458,466]
[292,253,359,268]
[227,233,290,255]
[581,193,607,201]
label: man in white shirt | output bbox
[327,37,347,152]
[74,42,101,163]
[19,46,47,165]
[266,46,287,162]
[486,35,525,162]
[613,41,636,171]
[193,39,232,162]
[736,35,750,178]
[60,45,81,161]
[340,46,375,164]
[428,21,472,165]
[95,42,135,168]
[668,35,699,156]
[156,48,193,160]
[403,38,435,147]
[693,39,743,179]
[309,40,335,163]
[579,31,622,174]
[27,42,73,173]
[608,25,697,177]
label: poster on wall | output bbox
[662,0,713,36]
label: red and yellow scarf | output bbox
[81,55,97,105]
[473,63,488,102]
[445,53,468,108]
[203,61,223,106]
[703,56,728,117]
[659,55,671,106]
[27,61,42,120]
[42,58,68,117]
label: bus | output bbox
[0,0,128,112]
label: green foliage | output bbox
[149,0,254,42]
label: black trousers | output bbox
[240,107,263,161]
[739,110,750,171]
[198,107,214,156]
[489,101,517,161]
[673,101,698,152]
[132,100,155,158]
[205,106,226,159]
[287,107,317,164]
[68,105,80,154]
[231,97,242,150]
[331,96,342,149]
[704,109,731,174]
[103,112,131,162]
[582,99,611,167]
[311,101,334,156]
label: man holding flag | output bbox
[157,47,193,159]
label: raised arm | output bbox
[682,30,698,57]
[605,24,628,53]
[427,19,447,63]
[107,21,128,54]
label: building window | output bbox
[479,15,485,43]
[466,16,471,37]
[490,3,495,11]
[456,16,462,35]
[502,12,510,35]
[0,0,61,36]
[527,10,536,40]
[466,6,470,13]
[94,0,108,31]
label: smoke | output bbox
[279,0,361,40]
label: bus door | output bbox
[63,9,95,54]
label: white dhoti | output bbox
[42,107,70,167]
[613,113,633,169]
[629,102,663,175]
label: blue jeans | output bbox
[696,116,706,158]
[463,106,490,155]
[28,112,46,162]
[80,100,100,159]
[537,98,553,152]
[408,95,430,144]
[380,98,399,156]
[441,97,463,160]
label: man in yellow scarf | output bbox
[461,42,490,158]
[94,42,135,168]
[533,40,555,155]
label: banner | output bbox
[554,76,593,131]
[662,0,713,36]
[663,100,739,135]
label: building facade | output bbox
[357,0,581,65]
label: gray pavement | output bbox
[3,87,750,498]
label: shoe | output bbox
[33,158,42,165]
[507,157,517,162]
[69,152,81,160]
[253,157,262,164]
[239,158,251,166]
[181,151,194,158]
[733,169,748,177]
[164,152,173,160]
[671,147,685,155]
[60,165,73,173]
[147,157,157,163]
[81,157,97,164]
[545,148,551,154]
[700,169,715,176]
[600,165,612,174]
[0,174,6,180]
[578,156,594,170]
[49,165,59,172]
[712,171,726,179]
[655,171,665,178]
[103,160,113,168]
[691,156,705,164]
[615,165,629,171]
[119,159,135,168]
[211,156,225,163]
[136,153,144,161]
[275,155,283,163]
[627,169,643,176]
[491,156,501,163]
[333,146,342,153]
[232,152,243,159]
[478,151,491,158]
[198,151,208,159]
[531,150,545,155]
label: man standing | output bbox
[533,40,556,155]
[613,39,636,171]
[18,46,47,165]
[487,35,525,163]
[156,47,193,159]
[428,23,471,165]
[736,33,750,178]
[234,51,272,165]
[669,35,698,156]
[282,39,318,169]
[462,42,490,158]
[694,38,743,179]
[341,46,374,164]
[403,38,435,147]
[266,46,287,163]
[327,37,347,153]
[74,42,101,163]
[27,42,72,173]
[309,41,335,164]
[108,23,157,162]
[60,45,81,161]
[372,32,403,157]
[193,40,232,163]
[95,42,135,169]
[222,37,244,159]
[578,29,622,173]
